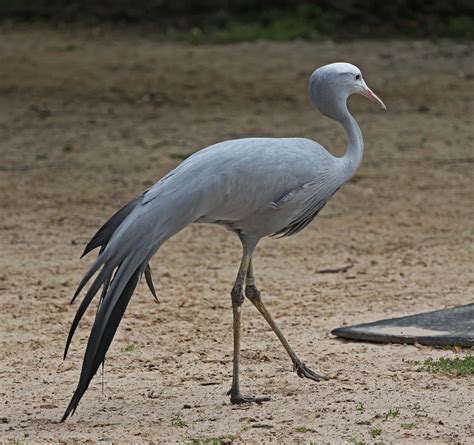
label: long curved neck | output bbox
[339,110,364,181]
[309,76,364,182]
[319,104,365,184]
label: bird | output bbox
[61,62,386,421]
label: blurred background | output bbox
[0,0,473,40]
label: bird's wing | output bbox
[270,177,342,238]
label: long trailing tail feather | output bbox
[70,254,107,305]
[61,261,141,421]
[62,195,158,421]
[62,187,195,421]
[64,259,122,360]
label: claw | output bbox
[293,360,328,382]
[229,393,271,404]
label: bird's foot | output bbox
[227,389,271,404]
[293,359,328,382]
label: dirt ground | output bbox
[0,26,473,444]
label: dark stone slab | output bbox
[332,304,474,347]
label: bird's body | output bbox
[61,62,386,421]
[135,137,340,240]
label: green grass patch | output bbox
[370,426,382,438]
[171,5,338,44]
[383,407,399,421]
[414,356,474,376]
[1,2,473,41]
[170,7,473,43]
[349,438,366,445]
[122,342,135,352]
[171,413,188,428]
[295,426,315,433]
[401,422,416,430]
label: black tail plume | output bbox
[63,260,119,360]
[77,196,157,301]
[62,193,160,421]
[61,263,141,422]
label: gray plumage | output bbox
[61,62,386,421]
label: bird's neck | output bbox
[339,111,364,181]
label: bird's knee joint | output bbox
[231,286,244,306]
[245,285,261,302]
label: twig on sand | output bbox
[317,263,354,274]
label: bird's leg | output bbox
[227,252,271,404]
[245,259,328,382]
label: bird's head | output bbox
[309,62,386,120]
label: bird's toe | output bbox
[229,392,271,404]
[293,360,329,382]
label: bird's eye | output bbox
[355,74,361,80]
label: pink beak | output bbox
[361,85,386,110]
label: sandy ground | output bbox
[0,26,473,444]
